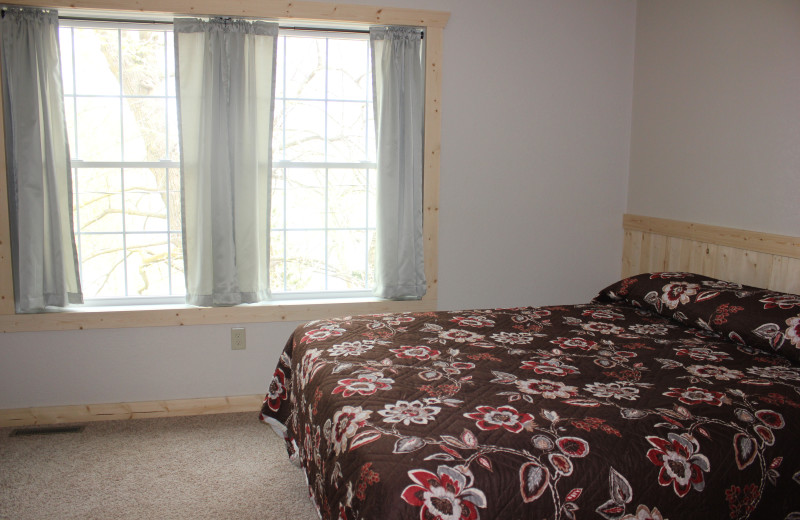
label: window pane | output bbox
[125,233,171,296]
[284,37,325,99]
[285,230,325,291]
[285,168,325,229]
[327,101,368,162]
[169,233,185,295]
[284,100,325,161]
[167,98,179,161]
[124,98,167,162]
[73,28,119,96]
[79,234,126,297]
[367,230,376,288]
[166,31,176,97]
[167,168,181,232]
[269,231,285,291]
[272,100,286,161]
[328,230,367,290]
[271,168,286,226]
[75,97,122,161]
[59,27,74,95]
[123,168,169,232]
[328,169,367,229]
[121,30,166,97]
[63,99,76,158]
[275,36,285,99]
[327,38,369,101]
[74,168,123,233]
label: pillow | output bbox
[595,272,800,363]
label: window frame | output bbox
[0,0,447,332]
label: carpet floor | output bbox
[0,412,319,519]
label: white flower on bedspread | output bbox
[450,315,496,328]
[515,378,578,399]
[328,341,376,357]
[391,345,441,360]
[520,359,578,377]
[746,365,800,382]
[333,372,394,397]
[785,315,800,348]
[490,332,535,345]
[620,504,668,520]
[463,405,534,433]
[378,400,441,425]
[674,347,731,362]
[401,465,487,520]
[301,325,346,343]
[581,321,625,335]
[298,348,324,389]
[628,323,670,336]
[439,329,486,344]
[660,282,699,309]
[325,406,372,455]
[686,364,743,381]
[584,382,640,401]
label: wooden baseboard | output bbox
[0,394,264,428]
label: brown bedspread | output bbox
[260,273,800,519]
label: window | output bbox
[271,31,376,296]
[0,0,444,330]
[60,21,183,302]
[60,22,378,302]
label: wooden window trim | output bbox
[0,0,448,332]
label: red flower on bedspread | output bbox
[550,336,599,351]
[646,433,710,497]
[463,405,534,433]
[760,294,800,310]
[725,483,760,519]
[332,373,394,397]
[391,345,441,360]
[663,386,725,406]
[265,368,288,412]
[401,465,487,520]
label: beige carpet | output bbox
[0,412,319,520]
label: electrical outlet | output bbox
[231,327,246,350]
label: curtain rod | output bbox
[54,15,421,37]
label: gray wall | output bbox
[1,0,638,409]
[628,0,800,236]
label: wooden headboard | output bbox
[622,214,800,295]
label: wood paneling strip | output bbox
[0,394,264,427]
[622,214,800,294]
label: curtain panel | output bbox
[370,26,426,300]
[174,18,278,306]
[0,7,82,313]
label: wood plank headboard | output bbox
[622,214,800,295]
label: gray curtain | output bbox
[370,26,426,300]
[1,7,82,313]
[174,18,278,306]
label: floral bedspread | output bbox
[260,273,800,520]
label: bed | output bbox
[260,216,800,520]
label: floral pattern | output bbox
[261,274,800,519]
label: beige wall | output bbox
[0,0,638,409]
[627,0,800,236]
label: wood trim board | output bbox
[0,394,264,428]
[622,214,800,295]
